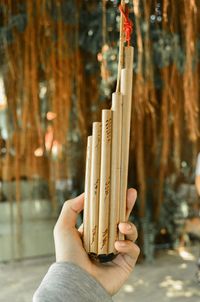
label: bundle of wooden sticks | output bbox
[83,3,133,260]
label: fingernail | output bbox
[118,241,126,247]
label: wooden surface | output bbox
[109,92,123,253]
[83,46,134,254]
[98,110,112,254]
[83,136,92,252]
[119,46,134,240]
[90,122,101,253]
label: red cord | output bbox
[119,4,133,46]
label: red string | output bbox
[119,4,133,46]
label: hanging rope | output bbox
[119,4,133,46]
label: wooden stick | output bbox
[119,46,134,240]
[124,46,134,71]
[90,122,102,254]
[83,136,92,253]
[98,110,112,255]
[116,0,125,93]
[108,92,122,253]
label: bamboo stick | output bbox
[116,0,125,92]
[98,110,112,255]
[83,136,92,253]
[108,92,122,253]
[90,122,102,254]
[119,46,134,240]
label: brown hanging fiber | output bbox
[1,0,200,232]
[182,0,199,141]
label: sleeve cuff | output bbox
[33,262,112,302]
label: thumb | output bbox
[126,188,137,220]
[56,193,84,229]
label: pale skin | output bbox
[53,188,140,296]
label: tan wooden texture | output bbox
[90,122,102,253]
[108,92,123,253]
[83,136,92,253]
[98,110,112,254]
[119,46,134,240]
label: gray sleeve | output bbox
[33,262,112,302]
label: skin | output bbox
[53,188,140,296]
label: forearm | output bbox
[33,262,112,302]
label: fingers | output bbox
[114,240,140,268]
[56,193,84,229]
[126,188,137,220]
[78,223,83,236]
[118,222,138,242]
[116,211,140,269]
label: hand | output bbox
[53,189,140,296]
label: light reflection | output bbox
[167,249,177,256]
[34,147,43,157]
[0,77,7,108]
[124,284,134,293]
[179,263,187,269]
[47,111,57,120]
[35,200,41,212]
[179,249,196,261]
[160,274,200,298]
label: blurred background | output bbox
[0,0,200,301]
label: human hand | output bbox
[53,189,140,296]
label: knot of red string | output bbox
[119,4,133,46]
